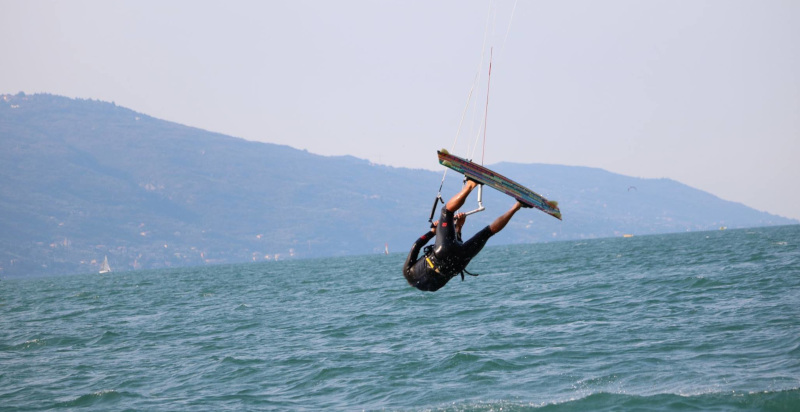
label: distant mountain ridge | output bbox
[1,93,795,277]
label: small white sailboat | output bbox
[99,255,111,274]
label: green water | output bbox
[2,225,799,411]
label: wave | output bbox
[414,388,800,412]
[51,389,143,408]
[5,335,89,351]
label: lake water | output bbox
[2,225,799,411]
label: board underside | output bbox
[437,151,562,220]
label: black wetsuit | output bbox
[403,206,494,292]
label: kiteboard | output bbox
[437,149,562,220]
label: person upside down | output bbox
[403,179,527,292]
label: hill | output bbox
[1,93,795,277]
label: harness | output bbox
[422,245,480,282]
[425,255,441,274]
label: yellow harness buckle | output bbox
[425,256,442,274]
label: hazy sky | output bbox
[2,1,798,220]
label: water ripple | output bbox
[1,226,799,410]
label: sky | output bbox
[2,0,798,220]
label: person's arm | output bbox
[403,225,436,274]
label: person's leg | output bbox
[445,180,478,212]
[489,202,523,234]
[460,202,523,261]
[460,225,494,261]
[434,181,478,257]
[434,206,457,256]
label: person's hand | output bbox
[455,213,466,230]
[430,220,439,232]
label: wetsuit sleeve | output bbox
[404,231,435,274]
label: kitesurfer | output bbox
[403,179,526,291]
